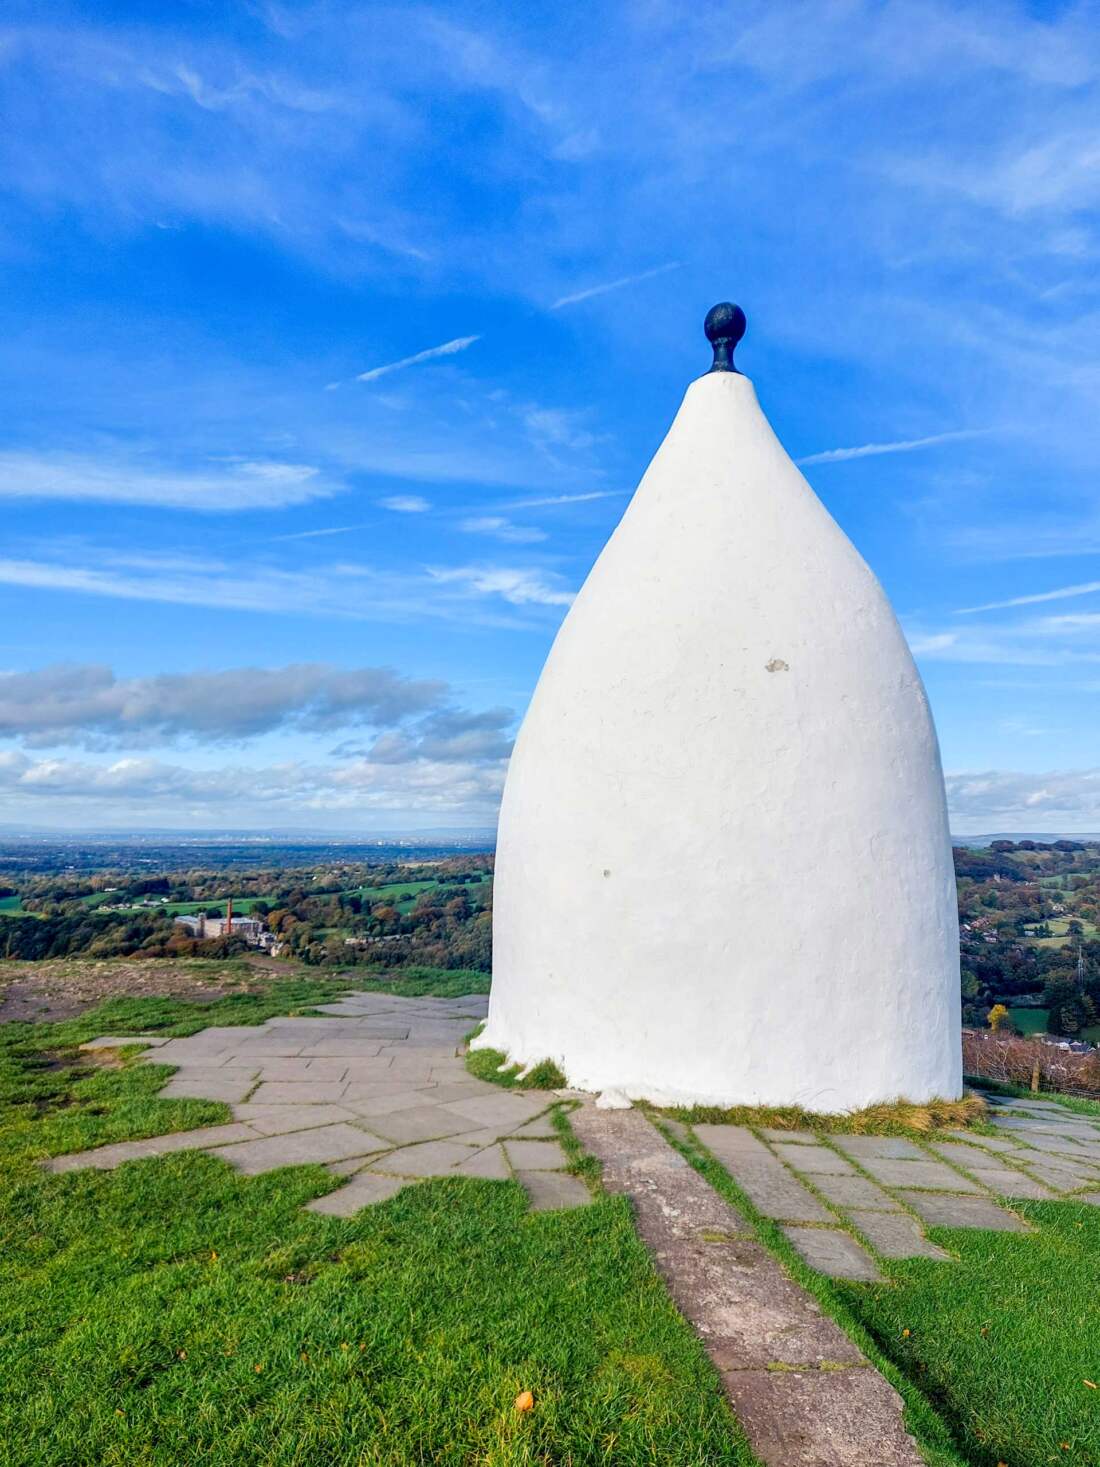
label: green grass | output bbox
[0,894,25,914]
[466,1042,568,1091]
[837,1202,1100,1466]
[0,982,756,1465]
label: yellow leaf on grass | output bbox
[514,1390,534,1412]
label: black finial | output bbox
[704,302,746,374]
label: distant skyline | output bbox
[2,1,1099,833]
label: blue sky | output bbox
[1,0,1099,833]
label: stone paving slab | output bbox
[967,1167,1054,1200]
[855,1156,983,1192]
[516,1169,592,1210]
[214,1122,390,1175]
[694,1125,833,1223]
[370,1140,478,1177]
[945,1130,1021,1153]
[772,1143,856,1175]
[440,1092,548,1128]
[832,1135,926,1161]
[307,1172,407,1215]
[502,1139,567,1171]
[897,1191,1028,1231]
[810,1173,903,1212]
[160,1076,256,1103]
[250,1081,348,1104]
[781,1225,881,1281]
[848,1210,951,1261]
[366,1105,474,1145]
[1018,1155,1100,1189]
[455,1147,512,1180]
[231,1103,361,1135]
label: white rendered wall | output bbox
[476,370,961,1110]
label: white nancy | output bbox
[478,345,961,1110]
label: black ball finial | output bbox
[704,302,746,374]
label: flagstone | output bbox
[502,1139,567,1171]
[810,1174,903,1212]
[213,1123,389,1175]
[833,1136,926,1161]
[370,1141,477,1177]
[249,1081,348,1105]
[440,1092,552,1129]
[306,1173,407,1215]
[517,1169,593,1211]
[367,1106,473,1145]
[781,1225,882,1281]
[966,1167,1054,1199]
[855,1157,982,1192]
[848,1210,951,1260]
[773,1143,856,1175]
[897,1191,1027,1231]
[453,1146,511,1179]
[160,1076,256,1103]
[232,1103,360,1135]
[342,1086,435,1114]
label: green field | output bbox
[342,875,490,914]
[0,895,26,915]
[79,894,272,917]
[1027,915,1099,949]
[1006,1007,1100,1044]
[0,979,751,1466]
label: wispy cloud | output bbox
[497,490,627,510]
[958,581,1100,614]
[428,565,574,607]
[459,516,546,544]
[353,335,481,384]
[271,523,372,541]
[796,429,993,466]
[0,452,336,510]
[379,495,431,513]
[551,262,680,310]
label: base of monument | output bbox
[468,1028,968,1117]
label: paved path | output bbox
[52,990,590,1213]
[685,1095,1100,1280]
[573,1106,925,1467]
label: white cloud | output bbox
[0,452,335,510]
[958,581,1100,614]
[0,746,508,823]
[353,335,480,384]
[427,565,575,607]
[796,430,993,467]
[551,262,680,309]
[379,495,431,513]
[946,768,1100,832]
[459,516,546,544]
[0,662,457,748]
[496,490,627,509]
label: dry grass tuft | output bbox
[666,1090,987,1136]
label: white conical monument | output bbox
[476,304,960,1111]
